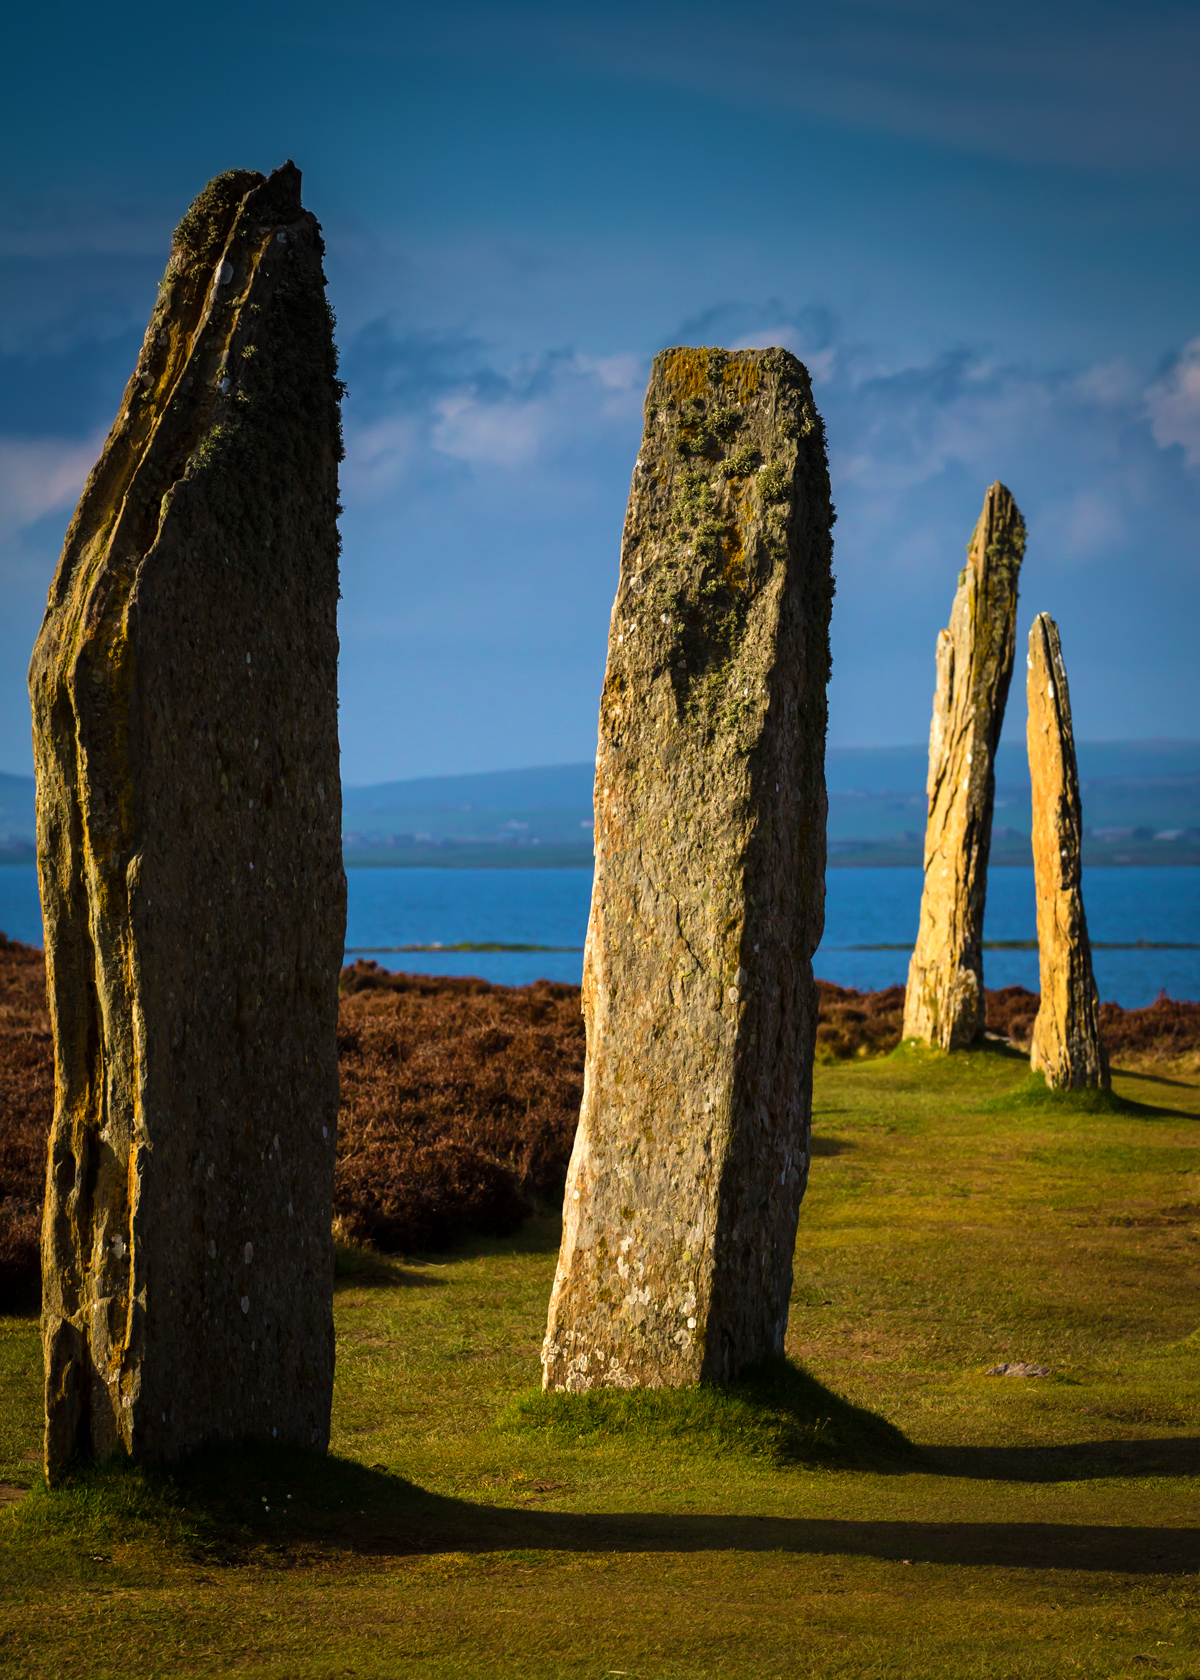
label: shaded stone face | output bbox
[1027,615,1109,1090]
[903,482,1025,1050]
[541,347,835,1393]
[29,163,346,1476]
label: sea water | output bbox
[0,864,1196,1007]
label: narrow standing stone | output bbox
[541,347,835,1392]
[1027,615,1109,1089]
[903,483,1026,1049]
[29,163,346,1477]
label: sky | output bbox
[2,0,1198,784]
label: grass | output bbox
[508,1355,915,1466]
[977,1068,1157,1115]
[1,1044,1199,1677]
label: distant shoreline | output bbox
[3,850,1200,869]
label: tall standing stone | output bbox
[541,347,835,1392]
[29,164,346,1477]
[1027,614,1108,1089]
[903,483,1025,1049]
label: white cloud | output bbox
[577,352,642,391]
[340,415,426,499]
[341,336,646,490]
[1145,338,1200,466]
[431,393,544,468]
[0,431,99,544]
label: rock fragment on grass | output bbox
[541,346,835,1392]
[1026,614,1109,1090]
[986,1362,1051,1378]
[30,163,345,1478]
[903,483,1025,1049]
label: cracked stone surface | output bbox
[29,164,345,1477]
[903,482,1025,1050]
[541,347,835,1392]
[1027,614,1109,1090]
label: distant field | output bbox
[2,1046,1199,1677]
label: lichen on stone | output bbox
[541,345,834,1393]
[903,482,1025,1049]
[1027,615,1109,1089]
[30,162,345,1478]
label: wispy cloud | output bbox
[340,323,645,496]
[359,0,1200,177]
[0,431,99,545]
[1145,338,1200,467]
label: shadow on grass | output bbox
[926,1435,1200,1483]
[332,1210,563,1289]
[810,1135,854,1157]
[456,1208,564,1258]
[1111,1065,1200,1095]
[11,1439,1199,1577]
[333,1244,446,1290]
[505,1356,913,1469]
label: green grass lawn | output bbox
[2,1042,1199,1678]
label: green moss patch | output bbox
[978,1073,1155,1116]
[506,1356,914,1467]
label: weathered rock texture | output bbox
[541,347,835,1392]
[1026,615,1109,1089]
[28,163,345,1477]
[903,483,1025,1049]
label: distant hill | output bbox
[337,742,1200,866]
[0,773,36,858]
[823,740,1200,850]
[2,744,1197,865]
[824,739,1200,794]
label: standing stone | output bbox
[29,163,345,1477]
[1027,615,1108,1089]
[903,483,1025,1049]
[541,347,835,1392]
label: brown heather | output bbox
[0,936,51,1308]
[2,941,1198,1304]
[333,961,584,1252]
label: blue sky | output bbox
[2,0,1198,783]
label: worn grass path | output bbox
[2,1043,1199,1678]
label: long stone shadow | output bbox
[171,1446,1200,1576]
[1111,1065,1200,1098]
[354,1499,1200,1575]
[332,1255,445,1291]
[924,1436,1200,1482]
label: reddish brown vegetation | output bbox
[0,935,52,1307]
[817,978,1200,1070]
[334,961,584,1252]
[815,979,1060,1058]
[2,941,1199,1291]
[1099,993,1200,1071]
[815,981,907,1060]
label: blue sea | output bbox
[1,863,1196,1007]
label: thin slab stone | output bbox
[29,163,346,1476]
[1027,614,1109,1089]
[903,482,1025,1049]
[542,347,835,1392]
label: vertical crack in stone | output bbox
[1027,614,1109,1090]
[30,162,346,1477]
[903,482,1025,1050]
[541,346,835,1392]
